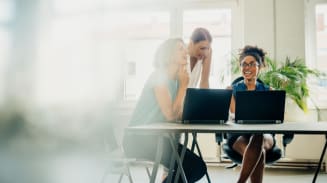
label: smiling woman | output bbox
[226,45,275,183]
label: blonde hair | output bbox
[153,38,184,69]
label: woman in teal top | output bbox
[227,45,275,183]
[123,39,206,183]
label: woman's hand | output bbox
[178,65,189,89]
[204,47,212,61]
[200,48,211,88]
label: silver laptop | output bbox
[234,90,286,124]
[181,88,232,124]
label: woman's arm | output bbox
[154,86,177,121]
[200,48,212,88]
[154,67,189,121]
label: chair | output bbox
[215,76,294,168]
[101,125,152,183]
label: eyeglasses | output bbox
[240,62,259,68]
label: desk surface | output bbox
[126,121,327,134]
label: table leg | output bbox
[312,136,327,183]
[191,133,211,183]
[149,135,164,183]
[191,133,196,152]
[167,134,182,183]
[174,132,188,183]
[166,150,176,183]
[168,134,188,183]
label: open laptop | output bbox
[181,88,232,124]
[234,90,286,124]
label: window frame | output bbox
[305,0,327,109]
[38,0,242,103]
[120,0,242,101]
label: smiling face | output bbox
[240,55,260,81]
[188,40,211,60]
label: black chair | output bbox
[215,76,294,168]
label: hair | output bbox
[153,38,184,69]
[190,27,212,44]
[239,45,267,67]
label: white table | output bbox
[126,121,327,183]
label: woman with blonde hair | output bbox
[123,38,207,183]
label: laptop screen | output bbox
[182,88,232,124]
[234,90,286,124]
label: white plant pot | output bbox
[284,98,317,122]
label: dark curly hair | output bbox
[239,45,267,67]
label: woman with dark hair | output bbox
[123,38,206,183]
[227,45,275,183]
[187,27,213,88]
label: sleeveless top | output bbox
[128,70,178,126]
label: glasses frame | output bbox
[240,62,260,68]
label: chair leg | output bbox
[118,173,124,183]
[126,166,134,183]
[145,166,151,179]
[283,145,286,158]
[225,163,238,169]
[101,166,110,183]
[218,143,222,162]
[117,166,134,183]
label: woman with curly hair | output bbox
[227,45,275,183]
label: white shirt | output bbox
[186,56,203,88]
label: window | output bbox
[36,0,237,105]
[119,11,170,100]
[123,8,233,100]
[0,0,13,104]
[316,4,327,73]
[36,3,170,103]
[306,1,327,108]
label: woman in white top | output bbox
[187,27,213,88]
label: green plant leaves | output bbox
[258,57,321,112]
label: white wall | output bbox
[275,0,306,60]
[241,0,306,60]
[242,0,275,57]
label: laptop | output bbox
[234,90,286,124]
[181,88,232,124]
